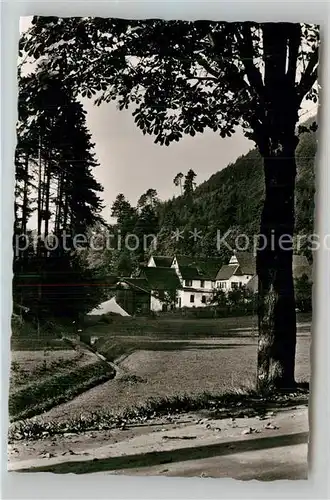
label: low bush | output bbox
[9,361,115,421]
[163,306,255,319]
[100,315,113,324]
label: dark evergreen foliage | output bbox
[14,67,107,320]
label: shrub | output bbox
[100,314,113,324]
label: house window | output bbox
[190,294,195,303]
[200,280,205,288]
[185,279,192,287]
[231,282,239,289]
[201,295,206,304]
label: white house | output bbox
[171,255,222,308]
[216,252,256,292]
[217,252,311,294]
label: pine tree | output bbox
[14,67,106,320]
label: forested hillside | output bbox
[87,118,317,277]
[155,120,317,261]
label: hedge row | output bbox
[9,361,115,421]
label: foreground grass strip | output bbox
[8,388,308,442]
[9,362,115,422]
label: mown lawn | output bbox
[9,359,115,421]
[34,332,311,425]
[31,313,311,424]
[85,312,312,340]
[89,312,312,363]
[10,350,96,390]
[8,313,311,423]
[11,335,74,351]
[85,315,259,339]
[10,337,115,421]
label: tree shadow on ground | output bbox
[19,431,308,475]
[139,343,247,351]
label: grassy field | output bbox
[86,312,312,340]
[11,337,73,351]
[8,313,311,423]
[25,314,311,424]
[9,360,115,421]
[90,312,311,363]
[9,321,115,421]
[10,350,96,390]
[84,315,260,340]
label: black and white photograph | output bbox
[8,16,319,481]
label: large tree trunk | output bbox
[257,144,298,390]
[255,23,302,391]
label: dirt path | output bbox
[8,405,308,480]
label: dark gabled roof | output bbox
[152,256,173,267]
[232,253,310,277]
[239,254,312,291]
[117,278,151,293]
[175,255,195,267]
[216,264,239,280]
[141,266,182,291]
[235,252,256,275]
[175,255,222,280]
[246,274,258,293]
[179,266,203,280]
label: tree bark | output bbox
[254,23,302,391]
[257,144,298,390]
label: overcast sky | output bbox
[81,98,253,214]
[19,17,318,224]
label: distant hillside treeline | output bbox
[155,125,316,261]
[84,121,317,276]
